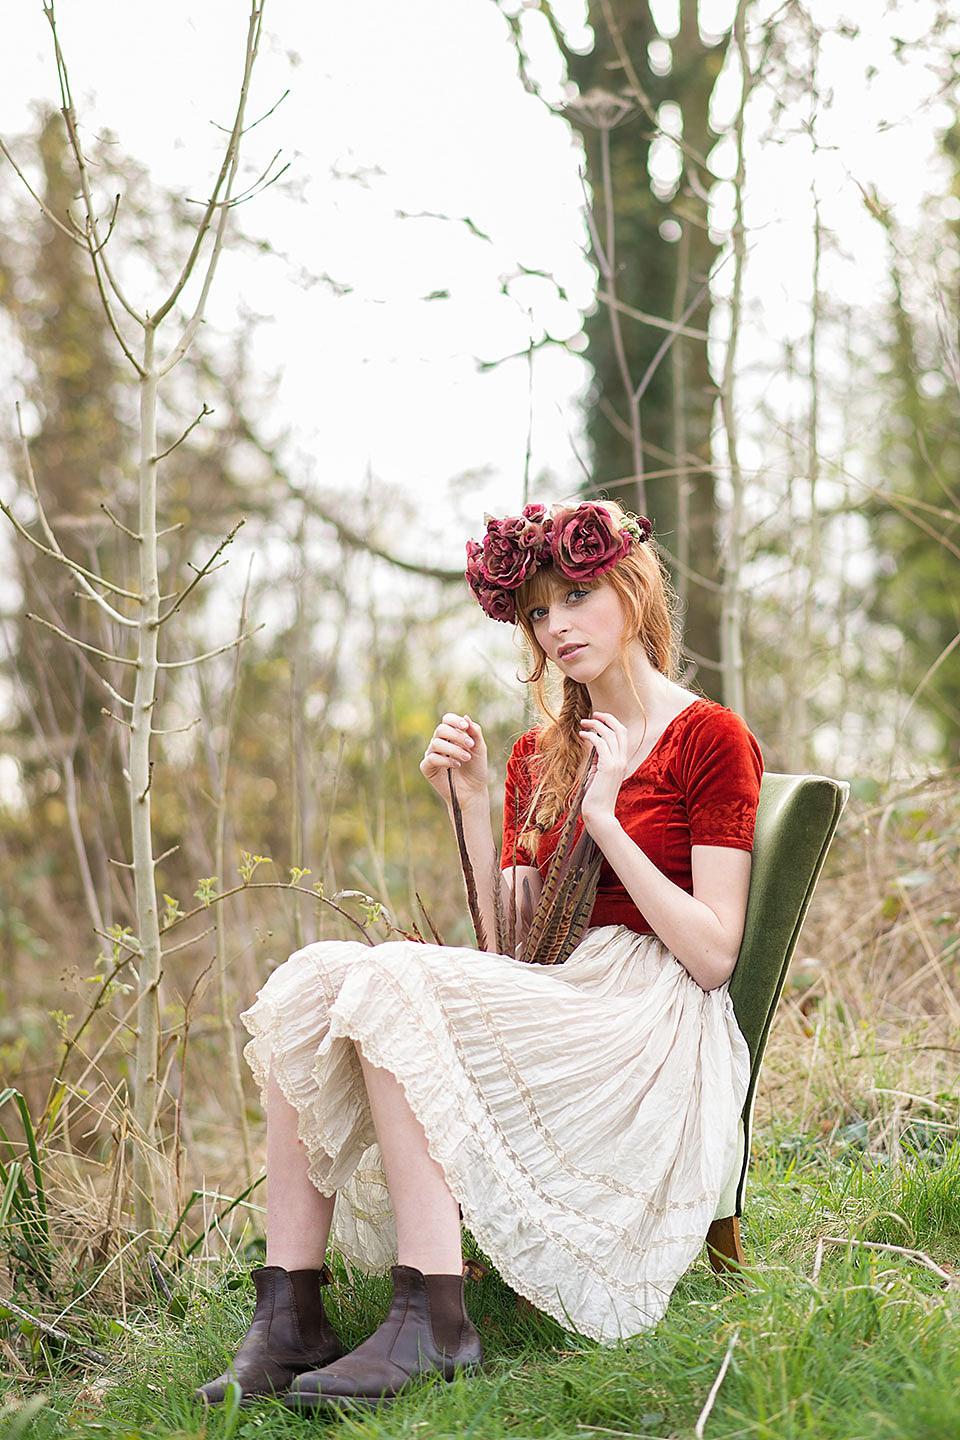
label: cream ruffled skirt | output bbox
[241,925,749,1342]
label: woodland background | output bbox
[0,0,957,1429]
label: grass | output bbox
[2,781,958,1437]
[2,1135,959,1440]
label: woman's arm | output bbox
[579,712,751,990]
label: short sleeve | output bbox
[681,709,763,850]
[501,729,540,869]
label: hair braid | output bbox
[519,678,592,853]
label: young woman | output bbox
[196,500,762,1412]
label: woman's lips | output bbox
[557,643,585,660]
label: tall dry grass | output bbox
[758,776,959,1160]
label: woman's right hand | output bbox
[420,713,489,807]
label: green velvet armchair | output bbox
[705,771,849,1268]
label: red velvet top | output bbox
[501,698,763,936]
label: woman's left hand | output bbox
[578,711,630,836]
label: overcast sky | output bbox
[1,0,953,541]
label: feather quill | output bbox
[447,770,489,951]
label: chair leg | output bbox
[705,1214,744,1273]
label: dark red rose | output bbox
[551,502,630,580]
[465,538,485,583]
[481,584,517,623]
[472,576,516,623]
[516,503,552,553]
[466,539,517,622]
[481,516,540,588]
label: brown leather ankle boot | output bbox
[196,1264,343,1404]
[284,1265,482,1411]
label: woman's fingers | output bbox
[420,713,483,777]
[579,713,628,761]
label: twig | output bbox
[152,404,213,463]
[9,409,141,604]
[24,612,134,665]
[313,504,463,582]
[166,880,375,945]
[0,1295,108,1367]
[158,624,263,668]
[598,293,711,341]
[100,503,141,541]
[147,1252,173,1302]
[416,893,445,945]
[812,1236,955,1286]
[634,277,712,404]
[576,1428,671,1440]
[156,518,245,624]
[694,1327,739,1438]
[158,0,266,368]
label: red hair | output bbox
[512,504,678,849]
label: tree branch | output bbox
[156,519,245,625]
[153,405,213,463]
[25,612,134,666]
[157,1,266,362]
[43,2,147,329]
[158,626,263,669]
[7,406,142,610]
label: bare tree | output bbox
[0,0,274,1233]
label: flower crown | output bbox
[465,501,652,623]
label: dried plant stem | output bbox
[0,1295,108,1367]
[694,1326,739,1438]
[811,1236,955,1286]
[447,771,489,951]
[212,571,254,1183]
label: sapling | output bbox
[0,1,275,1234]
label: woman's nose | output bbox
[547,606,568,636]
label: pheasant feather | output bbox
[518,764,602,967]
[447,770,489,951]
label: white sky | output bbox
[0,0,954,541]
[1,0,596,525]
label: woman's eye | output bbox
[529,607,548,623]
[568,589,589,603]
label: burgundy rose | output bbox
[465,539,518,622]
[480,516,540,588]
[550,502,630,580]
[517,503,552,553]
[471,576,516,623]
[465,538,484,582]
[479,584,517,623]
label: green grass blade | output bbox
[0,1160,25,1228]
[158,1188,202,1259]
[13,1090,50,1244]
[181,1174,265,1259]
[220,1380,243,1439]
[0,1396,48,1439]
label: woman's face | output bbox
[524,577,633,687]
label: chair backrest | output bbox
[727,771,849,1213]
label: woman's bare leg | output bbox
[264,1070,335,1270]
[358,1053,463,1275]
